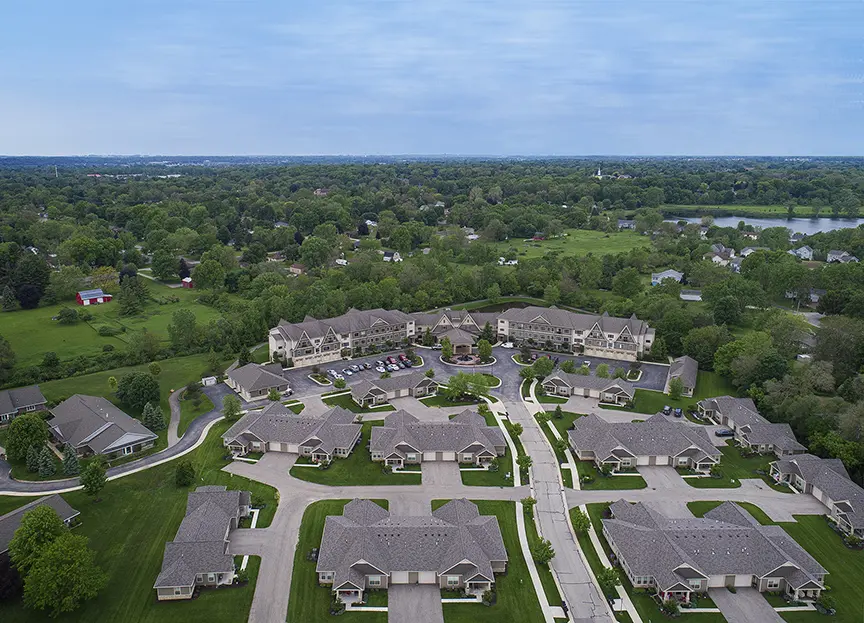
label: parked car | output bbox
[375,360,385,367]
[662,405,672,415]
[673,408,683,418]
[398,353,408,361]
[375,366,386,373]
[350,364,360,372]
[501,342,514,349]
[389,364,400,372]
[342,368,353,376]
[403,360,413,367]
[333,374,344,381]
[530,353,538,361]
[327,369,338,377]
[432,343,443,350]
[398,361,406,368]
[715,429,735,438]
[386,356,397,364]
[364,362,373,370]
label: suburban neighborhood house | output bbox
[268,308,416,367]
[603,500,827,604]
[222,403,361,461]
[0,384,46,424]
[568,414,720,472]
[497,307,655,360]
[1,495,79,559]
[226,362,291,402]
[349,371,438,407]
[541,371,635,405]
[697,396,762,431]
[316,498,507,603]
[697,395,807,456]
[771,454,864,537]
[666,355,697,397]
[154,486,251,601]
[827,250,859,263]
[48,395,158,458]
[650,269,683,285]
[370,409,505,468]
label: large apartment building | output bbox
[269,308,415,367]
[496,306,655,361]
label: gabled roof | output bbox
[0,384,46,415]
[439,327,476,346]
[773,454,864,529]
[497,306,652,336]
[77,288,107,298]
[222,404,361,455]
[603,500,826,592]
[227,362,288,392]
[669,356,698,389]
[272,308,413,344]
[738,423,806,452]
[350,371,436,401]
[317,499,506,582]
[651,269,683,282]
[697,396,764,427]
[569,414,719,463]
[370,409,505,457]
[49,395,158,454]
[0,495,79,554]
[543,371,635,397]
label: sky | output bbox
[1,0,862,156]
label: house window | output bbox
[25,405,37,412]
[766,579,780,589]
[406,453,417,461]
[463,454,472,461]
[321,572,333,581]
[196,574,203,583]
[207,573,215,583]
[447,576,459,586]
[123,446,134,456]
[678,457,689,465]
[368,576,381,586]
[174,587,182,596]
[688,580,702,589]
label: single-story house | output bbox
[49,395,158,458]
[697,396,764,431]
[350,371,438,407]
[370,409,506,468]
[0,384,47,424]
[154,486,251,601]
[665,356,697,397]
[541,372,634,405]
[222,403,361,462]
[771,454,864,537]
[740,247,769,257]
[76,288,112,305]
[1,495,79,559]
[603,500,826,604]
[568,414,720,473]
[736,422,806,457]
[225,362,291,402]
[651,269,683,286]
[317,498,507,603]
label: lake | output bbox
[666,215,864,235]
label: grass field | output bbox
[0,420,277,623]
[461,446,513,487]
[289,422,421,485]
[178,391,215,437]
[685,443,790,491]
[322,392,396,413]
[686,500,774,525]
[490,229,650,260]
[287,499,389,623]
[1,282,222,368]
[662,204,806,218]
[433,500,546,623]
[576,462,647,490]
[419,394,481,408]
[601,370,736,415]
[523,509,563,607]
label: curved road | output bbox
[0,385,233,495]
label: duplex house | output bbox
[49,395,158,458]
[317,498,507,603]
[0,495,79,560]
[497,307,655,361]
[0,385,47,424]
[603,500,826,604]
[697,396,763,431]
[269,308,415,367]
[226,362,291,402]
[370,410,505,467]
[154,486,251,601]
[737,422,806,457]
[222,403,361,462]
[651,269,683,286]
[568,414,720,472]
[541,371,634,405]
[350,371,438,407]
[771,454,864,537]
[827,250,859,264]
[666,356,698,397]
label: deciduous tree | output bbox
[5,413,48,462]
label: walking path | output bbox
[167,389,182,446]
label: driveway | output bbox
[422,462,462,487]
[709,587,783,623]
[638,466,687,489]
[388,585,443,623]
[390,397,453,421]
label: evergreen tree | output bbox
[37,446,56,478]
[175,460,195,487]
[62,445,80,476]
[1,284,19,311]
[26,446,40,473]
[141,402,166,431]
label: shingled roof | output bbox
[0,495,79,554]
[227,362,287,392]
[350,371,436,402]
[317,499,507,588]
[370,409,505,458]
[738,422,806,453]
[698,396,765,427]
[543,371,635,397]
[272,308,413,343]
[498,306,652,336]
[669,356,698,390]
[0,384,46,416]
[49,395,158,454]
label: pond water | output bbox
[666,215,864,235]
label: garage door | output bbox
[423,452,437,461]
[656,455,669,465]
[419,571,436,584]
[287,444,299,453]
[441,452,456,461]
[408,572,419,584]
[391,571,409,584]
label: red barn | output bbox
[181,277,194,289]
[76,289,112,305]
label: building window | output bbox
[174,587,182,596]
[688,580,702,589]
[123,446,134,456]
[406,453,417,461]
[368,576,381,587]
[463,454,472,461]
[447,576,459,586]
[25,405,37,412]
[766,579,780,589]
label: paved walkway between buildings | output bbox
[710,587,784,623]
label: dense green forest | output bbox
[1,158,864,479]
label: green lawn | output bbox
[287,499,389,623]
[178,391,215,437]
[576,462,647,490]
[284,401,305,414]
[549,411,583,439]
[662,204,798,218]
[521,379,531,397]
[523,510,563,607]
[0,420,277,623]
[419,394,481,408]
[433,500,546,623]
[579,503,726,623]
[322,392,396,413]
[537,394,567,404]
[685,443,789,491]
[1,282,223,368]
[688,502,864,623]
[626,370,736,415]
[289,422,421,485]
[461,446,514,487]
[490,229,650,260]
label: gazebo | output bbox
[440,327,475,356]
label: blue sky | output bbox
[1,0,862,155]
